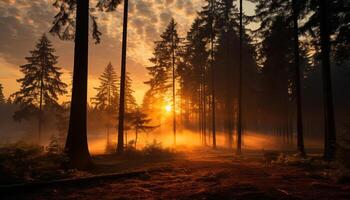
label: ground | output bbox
[2,148,350,200]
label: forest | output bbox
[0,0,349,199]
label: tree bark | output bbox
[210,0,216,149]
[236,0,243,155]
[292,0,306,156]
[65,0,91,169]
[117,0,129,153]
[319,0,336,160]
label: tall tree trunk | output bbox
[319,0,336,160]
[211,0,216,149]
[38,67,44,145]
[117,0,129,153]
[65,0,91,169]
[135,129,138,148]
[172,26,177,146]
[236,0,243,155]
[292,0,306,156]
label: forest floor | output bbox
[2,147,350,200]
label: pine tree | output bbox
[0,83,5,104]
[145,19,181,142]
[319,0,336,161]
[91,62,119,111]
[51,0,122,168]
[122,73,137,148]
[292,0,305,156]
[117,0,129,153]
[52,0,92,168]
[91,62,119,149]
[129,108,158,148]
[12,34,67,143]
[125,72,137,113]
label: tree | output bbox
[237,0,243,154]
[51,0,122,168]
[145,19,181,144]
[12,34,67,144]
[117,0,129,153]
[258,15,294,140]
[251,0,311,148]
[298,0,347,160]
[175,0,258,147]
[0,83,5,104]
[292,0,305,156]
[319,0,336,160]
[210,0,216,148]
[121,73,137,147]
[125,73,137,112]
[52,0,91,168]
[91,62,119,111]
[129,108,158,148]
[91,62,119,148]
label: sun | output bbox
[165,104,172,112]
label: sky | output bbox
[0,0,255,105]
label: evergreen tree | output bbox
[12,34,67,143]
[52,0,91,168]
[145,19,181,129]
[91,62,119,149]
[175,0,258,147]
[117,0,129,153]
[319,0,336,161]
[292,0,305,156]
[0,83,5,104]
[121,73,137,148]
[125,72,137,113]
[129,108,158,148]
[91,62,119,112]
[258,15,307,143]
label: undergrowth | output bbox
[0,136,69,185]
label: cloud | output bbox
[0,0,202,104]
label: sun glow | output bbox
[165,104,172,112]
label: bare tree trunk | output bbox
[65,0,91,169]
[210,0,216,149]
[292,0,306,156]
[319,0,336,160]
[117,0,129,153]
[135,129,138,148]
[236,0,243,155]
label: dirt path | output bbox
[3,149,350,200]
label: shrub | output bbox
[0,137,68,185]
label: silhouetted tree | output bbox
[291,0,305,156]
[50,0,122,166]
[258,16,294,138]
[237,0,243,154]
[129,108,158,148]
[91,62,119,111]
[117,0,129,153]
[319,0,336,160]
[12,34,67,144]
[210,0,216,149]
[145,19,181,142]
[125,73,137,112]
[91,62,119,148]
[51,0,91,168]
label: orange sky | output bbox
[0,0,256,105]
